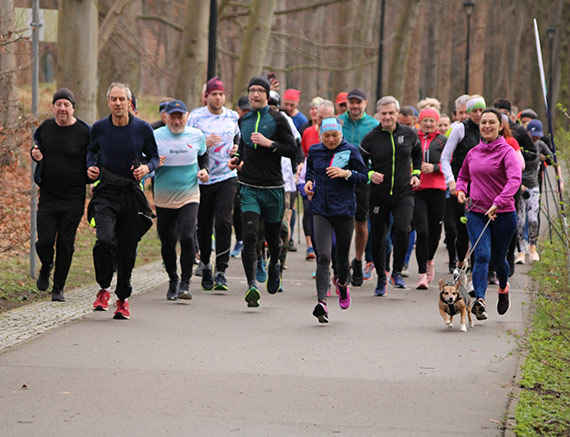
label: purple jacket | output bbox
[456,136,522,213]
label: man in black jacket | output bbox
[360,96,422,296]
[31,88,90,302]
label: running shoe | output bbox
[515,252,526,265]
[401,264,410,277]
[113,299,130,319]
[166,279,179,300]
[487,271,498,285]
[363,262,375,280]
[266,262,281,294]
[471,298,488,320]
[497,283,510,315]
[51,288,65,302]
[230,241,243,258]
[305,247,316,260]
[93,289,111,311]
[426,259,435,283]
[36,266,50,291]
[178,280,192,300]
[245,286,260,307]
[374,283,387,296]
[416,273,429,290]
[256,259,267,283]
[201,267,214,290]
[214,271,228,291]
[332,276,340,295]
[350,258,363,287]
[390,272,406,289]
[194,261,204,277]
[312,302,329,323]
[448,261,456,274]
[528,245,540,262]
[338,283,351,309]
[288,239,297,252]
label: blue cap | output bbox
[165,100,188,114]
[527,119,543,137]
[321,117,342,133]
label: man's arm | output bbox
[271,112,298,159]
[441,123,464,185]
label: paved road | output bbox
[0,240,530,436]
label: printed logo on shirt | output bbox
[397,135,404,144]
[187,143,193,149]
[170,148,189,154]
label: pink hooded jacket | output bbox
[456,136,522,213]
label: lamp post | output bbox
[207,0,217,80]
[463,0,475,94]
[376,0,386,100]
[546,27,555,105]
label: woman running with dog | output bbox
[304,117,368,323]
[456,108,522,320]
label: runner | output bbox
[339,88,379,287]
[413,108,447,289]
[153,100,209,300]
[188,77,240,291]
[228,75,297,308]
[456,108,522,320]
[87,82,159,320]
[31,88,90,302]
[282,88,308,133]
[360,95,421,296]
[304,117,368,323]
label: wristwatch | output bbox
[344,169,352,180]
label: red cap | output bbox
[283,89,301,102]
[336,92,348,105]
[419,108,440,123]
[205,77,225,97]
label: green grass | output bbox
[0,222,163,312]
[514,236,570,436]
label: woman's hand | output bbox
[304,180,314,201]
[485,205,498,220]
[421,162,434,173]
[457,191,466,204]
[197,169,209,183]
[326,166,347,179]
[370,171,384,184]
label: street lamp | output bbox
[546,27,555,103]
[463,0,475,94]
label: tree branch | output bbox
[137,14,183,32]
[221,0,345,20]
[98,0,136,54]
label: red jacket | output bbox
[415,130,447,191]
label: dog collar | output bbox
[440,294,462,316]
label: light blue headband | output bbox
[321,117,342,133]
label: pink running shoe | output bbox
[416,273,429,290]
[426,260,435,283]
[338,283,351,309]
[93,289,111,311]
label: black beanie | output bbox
[52,88,76,107]
[248,75,270,97]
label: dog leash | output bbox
[454,198,493,285]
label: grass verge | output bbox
[514,233,570,435]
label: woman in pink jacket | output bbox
[456,109,521,321]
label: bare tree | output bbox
[56,0,98,123]
[175,0,209,108]
[233,0,278,100]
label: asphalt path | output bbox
[0,239,530,436]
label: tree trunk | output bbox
[97,0,142,118]
[175,0,209,109]
[233,0,278,100]
[0,0,19,166]
[403,4,423,105]
[386,0,421,102]
[56,0,98,123]
[435,1,457,113]
[467,0,491,95]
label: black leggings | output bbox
[197,178,237,272]
[370,192,414,281]
[443,195,457,265]
[156,203,199,283]
[450,196,470,264]
[233,188,242,241]
[413,189,445,273]
[241,211,281,287]
[313,215,354,302]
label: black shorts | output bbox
[355,184,370,222]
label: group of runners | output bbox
[31,74,553,323]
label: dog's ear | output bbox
[438,278,445,291]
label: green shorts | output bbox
[240,185,284,224]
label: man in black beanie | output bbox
[31,88,90,302]
[228,75,297,308]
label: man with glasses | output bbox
[228,76,297,308]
